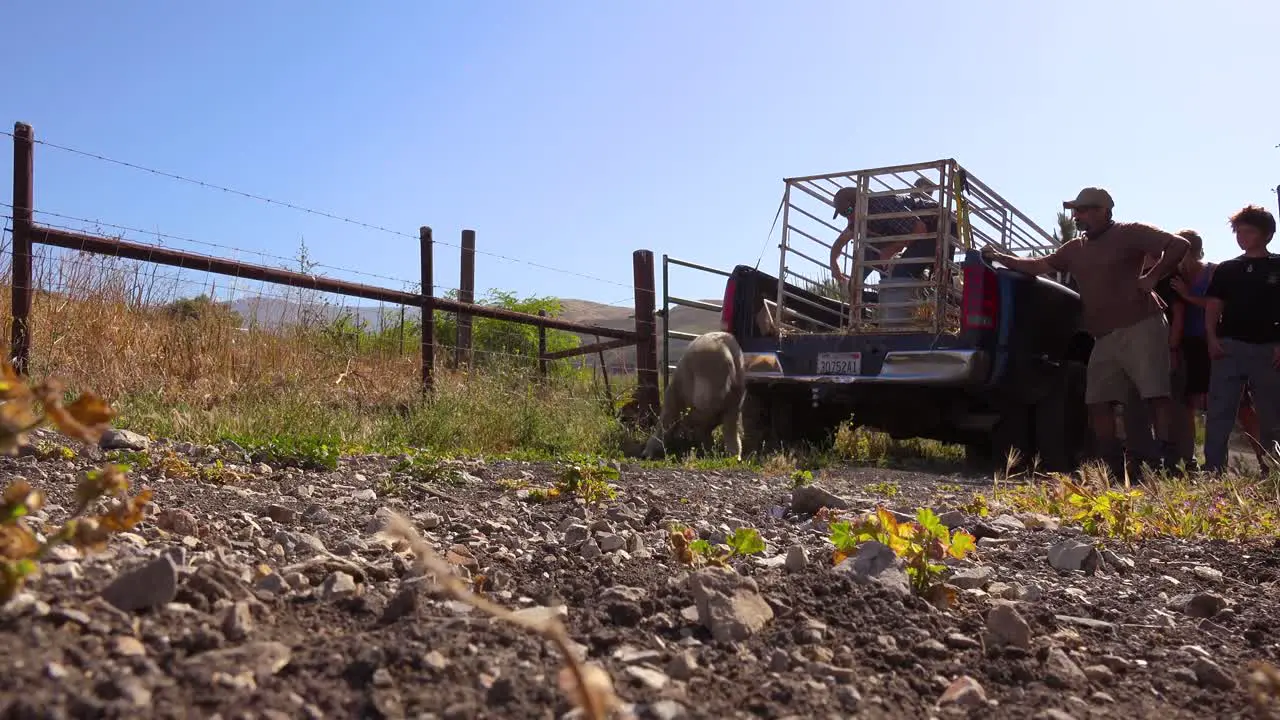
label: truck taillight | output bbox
[961,264,998,331]
[720,277,736,332]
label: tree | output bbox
[432,289,581,371]
[1052,211,1078,245]
[163,294,243,326]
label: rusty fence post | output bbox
[537,309,548,379]
[456,228,475,367]
[10,122,34,376]
[632,249,659,426]
[420,226,435,394]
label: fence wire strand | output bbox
[1,128,646,295]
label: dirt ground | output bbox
[2,432,1278,720]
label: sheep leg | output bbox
[720,383,745,461]
[642,379,687,459]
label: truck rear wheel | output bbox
[742,385,837,455]
[1034,360,1089,473]
[964,360,1088,474]
[963,406,1035,472]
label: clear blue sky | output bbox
[4,1,1279,313]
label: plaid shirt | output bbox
[862,195,916,237]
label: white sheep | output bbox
[642,331,746,461]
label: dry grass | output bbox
[0,241,628,456]
[0,237,968,470]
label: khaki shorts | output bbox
[1086,312,1172,405]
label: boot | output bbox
[1096,439,1127,485]
[1158,440,1186,476]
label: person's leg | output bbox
[1242,344,1280,467]
[1085,332,1129,482]
[1203,340,1247,473]
[1182,336,1212,468]
[1168,353,1196,467]
[1120,381,1157,474]
[1127,314,1179,470]
[1236,387,1265,466]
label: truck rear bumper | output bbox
[744,349,989,387]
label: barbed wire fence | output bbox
[2,122,663,423]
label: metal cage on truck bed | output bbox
[775,159,1063,336]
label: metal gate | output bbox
[660,255,731,392]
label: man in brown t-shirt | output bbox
[981,187,1190,480]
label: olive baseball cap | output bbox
[1063,187,1115,210]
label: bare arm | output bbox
[829,227,852,281]
[984,237,1073,278]
[983,248,1056,276]
[1205,297,1224,355]
[1134,226,1191,284]
[875,218,929,270]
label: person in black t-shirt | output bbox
[1202,204,1280,473]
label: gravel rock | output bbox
[949,565,996,590]
[687,568,774,643]
[784,544,809,572]
[938,675,987,708]
[101,555,179,612]
[1048,539,1102,574]
[986,604,1032,649]
[100,429,151,451]
[789,485,848,515]
[1192,658,1236,690]
[833,541,911,597]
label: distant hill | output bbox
[225,294,723,373]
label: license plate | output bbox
[816,352,861,375]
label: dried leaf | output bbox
[925,582,959,611]
[0,525,40,561]
[0,481,44,522]
[63,392,116,430]
[64,518,112,554]
[73,465,130,515]
[557,662,620,718]
[98,488,153,533]
[0,363,30,401]
[1,558,38,602]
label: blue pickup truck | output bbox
[716,161,1093,471]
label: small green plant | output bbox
[556,459,619,505]
[374,474,407,498]
[667,524,766,567]
[866,480,900,498]
[231,435,340,472]
[392,453,468,486]
[156,450,195,479]
[1062,479,1143,540]
[105,449,152,471]
[959,492,991,517]
[34,439,78,461]
[938,483,962,493]
[829,507,976,598]
[790,469,814,488]
[196,459,241,485]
